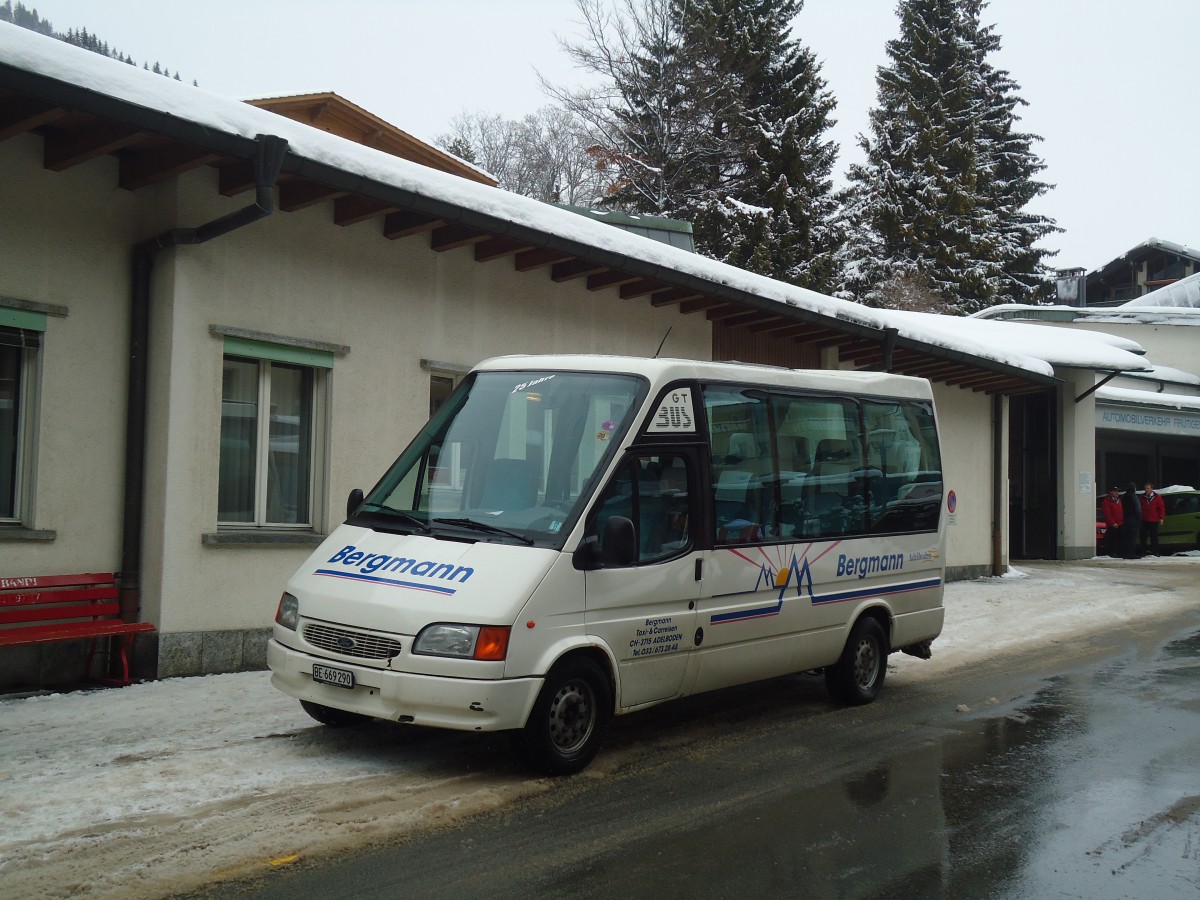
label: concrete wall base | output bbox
[0,629,271,690]
[946,564,996,582]
[149,629,272,679]
[1059,545,1097,561]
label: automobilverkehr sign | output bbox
[1096,403,1200,437]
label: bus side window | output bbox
[865,399,942,534]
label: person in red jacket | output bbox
[1101,485,1124,557]
[1140,482,1166,556]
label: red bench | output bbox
[0,573,156,686]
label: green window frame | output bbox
[1,309,46,524]
[218,337,331,528]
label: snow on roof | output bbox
[1122,364,1200,389]
[1092,237,1200,278]
[1118,270,1200,309]
[1096,385,1200,413]
[883,310,1150,374]
[0,23,1152,380]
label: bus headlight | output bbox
[414,623,510,661]
[275,593,299,630]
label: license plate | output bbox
[312,663,354,689]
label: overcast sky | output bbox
[23,0,1197,271]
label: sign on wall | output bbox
[1096,403,1200,438]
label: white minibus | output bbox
[268,356,946,774]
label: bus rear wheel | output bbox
[826,616,888,705]
[512,657,612,776]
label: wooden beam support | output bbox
[805,332,856,351]
[430,223,491,252]
[716,311,778,329]
[679,297,723,315]
[43,121,145,171]
[334,195,395,226]
[619,279,667,299]
[0,96,66,141]
[746,317,813,334]
[586,270,641,291]
[703,303,757,321]
[649,288,704,307]
[278,180,347,212]
[759,323,818,340]
[514,247,574,271]
[475,236,534,262]
[551,258,608,282]
[383,210,443,240]
[943,368,1014,389]
[839,343,885,364]
[118,144,222,191]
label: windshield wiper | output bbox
[432,517,534,545]
[359,503,432,534]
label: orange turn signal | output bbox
[474,626,511,661]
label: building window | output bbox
[218,337,331,528]
[430,373,458,417]
[1,318,42,524]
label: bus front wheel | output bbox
[512,656,612,776]
[826,617,888,705]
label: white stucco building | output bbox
[0,25,1171,687]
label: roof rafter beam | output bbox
[679,297,723,315]
[334,195,395,226]
[587,270,641,291]
[475,235,534,262]
[711,310,776,328]
[649,287,704,307]
[551,259,608,282]
[383,210,443,240]
[430,223,491,251]
[0,95,66,141]
[43,120,145,171]
[619,278,668,299]
[119,144,222,191]
[277,180,347,212]
[514,247,574,272]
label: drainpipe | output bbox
[992,394,1005,576]
[118,133,288,622]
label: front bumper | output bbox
[268,639,542,732]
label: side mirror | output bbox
[346,488,364,520]
[601,515,637,567]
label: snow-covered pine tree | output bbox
[963,1,1059,303]
[841,0,1055,313]
[680,0,844,293]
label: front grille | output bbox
[304,623,402,660]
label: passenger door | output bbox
[582,450,701,708]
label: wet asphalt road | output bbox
[212,608,1200,900]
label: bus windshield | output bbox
[356,369,646,546]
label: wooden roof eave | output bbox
[0,62,1067,397]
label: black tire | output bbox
[512,656,612,776]
[300,699,373,728]
[825,616,889,706]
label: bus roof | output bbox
[472,355,935,401]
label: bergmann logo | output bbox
[315,545,475,596]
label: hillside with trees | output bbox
[0,1,195,83]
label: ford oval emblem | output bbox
[336,636,356,650]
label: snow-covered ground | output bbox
[1,557,1198,899]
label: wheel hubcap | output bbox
[853,638,880,689]
[547,679,594,753]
